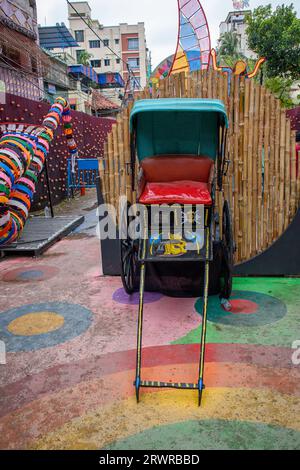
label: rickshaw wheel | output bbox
[221,200,234,299]
[120,201,139,295]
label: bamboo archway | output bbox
[99,70,298,264]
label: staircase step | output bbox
[136,380,203,390]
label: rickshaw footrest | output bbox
[135,380,205,390]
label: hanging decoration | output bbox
[233,1,250,9]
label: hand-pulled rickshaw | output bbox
[120,98,234,406]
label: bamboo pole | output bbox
[174,73,180,97]
[101,141,108,204]
[180,71,186,97]
[290,130,297,219]
[98,148,106,203]
[207,70,212,98]
[256,86,265,252]
[246,79,255,258]
[251,83,260,255]
[123,108,132,203]
[284,119,291,230]
[233,76,240,253]
[112,124,120,212]
[278,110,286,234]
[159,79,165,98]
[107,132,115,207]
[202,70,208,98]
[186,73,192,98]
[240,80,250,261]
[267,95,276,246]
[262,93,270,251]
[117,115,126,199]
[273,99,281,240]
[196,70,202,98]
[216,73,222,101]
[236,77,245,261]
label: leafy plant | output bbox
[218,31,241,59]
[264,76,296,108]
[78,51,93,66]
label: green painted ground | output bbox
[107,419,300,450]
[174,277,300,347]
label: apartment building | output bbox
[67,1,148,92]
[0,0,43,100]
[219,10,255,59]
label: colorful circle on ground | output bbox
[113,288,162,305]
[2,265,59,282]
[229,299,258,314]
[0,302,93,352]
[106,419,300,450]
[7,312,64,336]
[195,290,287,326]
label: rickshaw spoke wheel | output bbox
[221,200,234,299]
[120,202,139,295]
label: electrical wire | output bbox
[66,0,142,91]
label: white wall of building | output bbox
[219,11,255,59]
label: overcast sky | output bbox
[36,0,300,69]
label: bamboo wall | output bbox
[99,70,299,264]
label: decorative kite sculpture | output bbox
[169,0,211,75]
[0,97,78,246]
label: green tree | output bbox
[246,4,300,80]
[78,51,93,66]
[218,31,240,59]
[264,76,298,108]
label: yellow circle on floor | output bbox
[7,312,65,336]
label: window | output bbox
[103,39,109,47]
[76,49,85,62]
[128,38,139,50]
[115,38,120,45]
[116,58,121,64]
[74,30,84,42]
[131,76,141,90]
[104,59,110,66]
[89,40,100,48]
[90,59,101,68]
[127,57,140,69]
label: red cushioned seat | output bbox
[137,155,214,205]
[139,180,212,205]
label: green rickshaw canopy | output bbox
[130,98,229,161]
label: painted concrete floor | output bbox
[0,193,300,450]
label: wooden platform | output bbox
[0,216,84,257]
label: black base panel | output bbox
[234,208,300,276]
[0,216,84,257]
[101,238,223,297]
[144,242,222,297]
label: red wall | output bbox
[0,93,114,209]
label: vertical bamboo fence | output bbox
[99,70,299,265]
